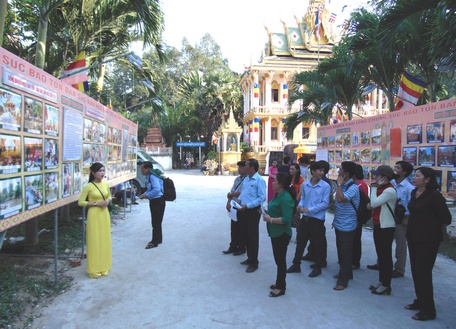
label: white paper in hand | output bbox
[228,208,237,221]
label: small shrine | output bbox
[216,108,243,175]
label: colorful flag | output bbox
[329,13,337,23]
[211,132,218,145]
[107,99,113,110]
[253,118,259,132]
[343,19,349,30]
[249,120,253,133]
[314,10,321,41]
[283,84,288,99]
[395,71,426,111]
[254,83,259,98]
[60,52,89,91]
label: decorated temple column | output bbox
[378,89,383,110]
[253,71,260,108]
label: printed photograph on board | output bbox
[0,88,21,131]
[328,150,335,162]
[371,147,381,164]
[44,105,59,136]
[403,147,417,165]
[328,135,335,147]
[437,146,456,167]
[24,137,43,172]
[44,138,59,169]
[73,162,82,193]
[361,149,370,163]
[83,118,92,141]
[321,136,328,147]
[371,129,381,145]
[0,133,21,174]
[450,120,456,142]
[352,132,360,147]
[418,146,435,166]
[335,150,342,162]
[62,163,73,197]
[407,124,422,144]
[352,149,360,163]
[83,143,91,166]
[335,135,342,147]
[435,170,442,191]
[426,122,444,143]
[447,171,456,192]
[24,174,43,210]
[343,149,351,161]
[92,121,101,142]
[23,96,43,134]
[0,176,23,219]
[45,172,59,203]
[361,131,370,146]
[343,133,350,147]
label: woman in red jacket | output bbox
[406,167,451,321]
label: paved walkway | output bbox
[33,170,456,328]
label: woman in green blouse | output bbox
[263,172,297,297]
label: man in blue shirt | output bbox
[333,161,360,290]
[391,161,414,277]
[238,158,267,273]
[287,161,330,277]
[139,161,165,249]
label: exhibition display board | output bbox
[0,47,137,232]
[317,98,456,193]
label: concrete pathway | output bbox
[33,170,456,328]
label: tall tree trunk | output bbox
[0,0,7,46]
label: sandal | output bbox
[145,242,157,249]
[412,311,435,321]
[268,289,285,297]
[269,284,277,289]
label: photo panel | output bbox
[426,122,444,143]
[335,150,342,163]
[83,143,91,166]
[44,104,59,136]
[362,165,370,180]
[0,87,22,131]
[328,135,335,147]
[371,128,381,146]
[361,131,370,146]
[450,120,456,142]
[24,174,43,210]
[435,170,442,191]
[321,136,328,148]
[73,162,82,194]
[407,124,422,144]
[0,133,21,174]
[92,121,101,142]
[403,147,417,165]
[361,148,370,163]
[24,137,43,172]
[352,132,360,147]
[335,135,342,147]
[343,133,350,147]
[62,163,73,197]
[343,149,351,161]
[437,145,456,167]
[447,171,456,192]
[371,147,381,164]
[45,172,59,203]
[0,176,23,219]
[418,146,435,166]
[83,118,92,141]
[23,96,43,134]
[328,150,335,163]
[44,138,59,169]
[352,149,360,163]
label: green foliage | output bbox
[240,142,252,153]
[207,150,217,160]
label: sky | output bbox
[133,0,370,73]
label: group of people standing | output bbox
[223,157,452,322]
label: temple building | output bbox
[239,0,389,166]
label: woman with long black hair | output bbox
[262,172,296,297]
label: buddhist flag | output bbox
[107,99,113,110]
[283,84,288,99]
[253,117,259,132]
[60,51,89,92]
[211,132,218,145]
[314,10,322,41]
[254,83,259,98]
[395,71,426,111]
[249,120,253,133]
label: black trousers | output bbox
[238,208,261,266]
[149,196,165,244]
[408,239,440,316]
[229,217,244,251]
[352,223,363,267]
[271,233,291,290]
[293,217,327,268]
[373,225,395,287]
[335,228,356,286]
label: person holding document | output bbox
[237,158,266,273]
[223,161,247,255]
[262,172,296,297]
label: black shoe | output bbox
[233,249,246,256]
[268,289,285,297]
[308,268,321,277]
[240,259,249,265]
[222,247,236,254]
[412,311,436,321]
[301,254,314,261]
[246,265,258,273]
[371,286,392,295]
[367,264,379,270]
[405,300,420,311]
[286,265,301,273]
[392,270,404,278]
[310,262,327,269]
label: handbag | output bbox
[291,212,302,228]
[91,182,112,212]
[386,200,405,225]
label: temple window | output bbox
[271,127,278,140]
[302,127,310,139]
[271,81,279,103]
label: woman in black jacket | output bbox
[406,167,451,321]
